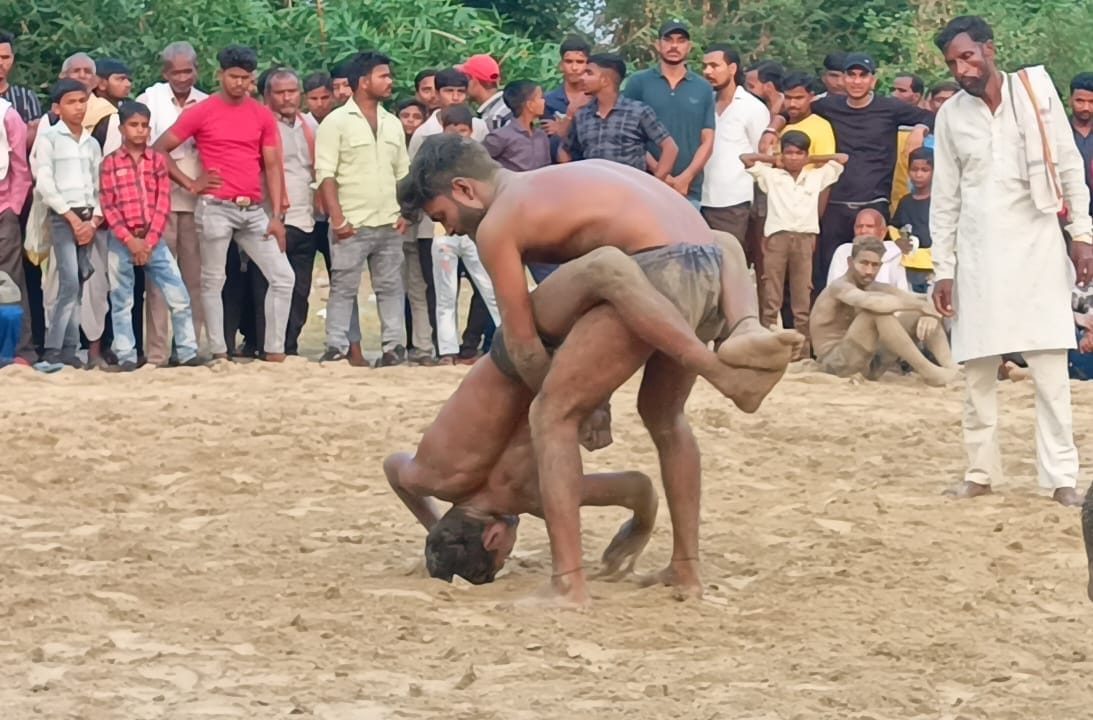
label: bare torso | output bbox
[479,161,715,262]
[810,276,866,357]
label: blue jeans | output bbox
[0,303,21,361]
[44,214,84,357]
[108,235,197,364]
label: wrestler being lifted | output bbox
[399,134,802,411]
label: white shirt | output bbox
[747,160,844,235]
[931,72,1093,362]
[408,110,489,238]
[137,83,208,212]
[33,121,102,216]
[701,86,769,208]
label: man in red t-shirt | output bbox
[155,44,294,362]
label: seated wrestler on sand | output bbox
[810,236,958,386]
[394,134,801,606]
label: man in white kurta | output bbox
[931,16,1093,506]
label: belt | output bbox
[829,198,887,210]
[205,195,262,211]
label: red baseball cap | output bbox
[456,54,501,84]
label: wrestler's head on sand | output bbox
[846,236,886,288]
[425,506,519,584]
[399,134,500,237]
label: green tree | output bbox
[2,0,561,99]
[462,0,578,40]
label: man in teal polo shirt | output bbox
[623,20,715,209]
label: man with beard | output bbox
[138,42,209,363]
[623,20,715,208]
[931,16,1092,507]
[698,44,768,248]
[1070,72,1093,218]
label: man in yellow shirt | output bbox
[315,51,411,367]
[781,72,836,155]
[889,73,926,214]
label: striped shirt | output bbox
[0,84,42,124]
[33,121,103,216]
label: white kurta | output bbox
[931,72,1093,363]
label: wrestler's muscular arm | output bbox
[477,214,551,393]
[830,282,937,316]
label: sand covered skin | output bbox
[2,361,1092,719]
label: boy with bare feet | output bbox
[810,236,958,386]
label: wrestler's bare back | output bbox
[479,160,715,262]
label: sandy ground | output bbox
[3,350,1093,719]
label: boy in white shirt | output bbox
[742,131,846,359]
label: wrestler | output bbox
[398,135,802,606]
[810,236,958,386]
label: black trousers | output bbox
[417,237,439,351]
[814,200,890,297]
[250,225,315,356]
[223,241,257,356]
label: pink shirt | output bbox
[0,106,31,216]
[168,94,280,203]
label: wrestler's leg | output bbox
[529,305,652,607]
[634,352,703,598]
[896,310,957,370]
[868,312,957,385]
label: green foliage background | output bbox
[3,0,1092,99]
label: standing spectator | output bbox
[483,81,553,282]
[699,44,768,245]
[397,98,427,142]
[927,80,959,112]
[315,51,409,367]
[889,71,927,214]
[623,20,715,208]
[0,30,43,363]
[407,68,489,362]
[258,68,316,357]
[138,42,208,364]
[541,35,592,161]
[931,16,1092,506]
[1070,73,1093,218]
[745,60,786,117]
[820,52,847,97]
[458,54,509,130]
[156,45,294,363]
[892,147,934,293]
[35,79,103,369]
[0,83,31,365]
[782,72,836,155]
[396,97,433,362]
[330,58,353,106]
[99,102,198,370]
[302,72,334,125]
[768,53,933,294]
[428,109,501,365]
[741,133,846,358]
[414,69,438,111]
[560,53,678,174]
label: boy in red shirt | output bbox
[100,101,199,370]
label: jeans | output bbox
[107,235,197,364]
[0,303,21,361]
[326,225,405,353]
[44,214,84,357]
[194,198,295,355]
[250,224,318,355]
[146,211,203,362]
[432,235,500,356]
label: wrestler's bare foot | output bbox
[943,481,993,499]
[1052,487,1085,507]
[595,517,653,579]
[638,558,703,600]
[517,570,590,609]
[707,322,801,412]
[921,365,960,387]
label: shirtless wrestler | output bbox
[397,134,802,606]
[810,236,959,386]
[384,359,658,585]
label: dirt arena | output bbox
[3,359,1092,719]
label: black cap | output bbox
[658,20,690,38]
[843,52,876,74]
[96,58,131,79]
